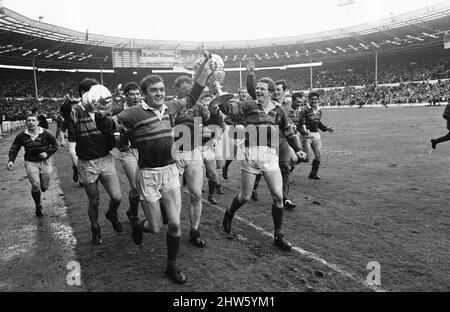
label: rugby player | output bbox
[60,78,123,245]
[61,94,82,186]
[246,62,300,209]
[298,92,334,180]
[112,82,142,224]
[219,73,307,251]
[201,93,226,204]
[174,91,210,247]
[94,55,216,284]
[221,98,246,180]
[7,112,58,217]
[431,103,450,149]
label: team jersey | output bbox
[111,100,139,151]
[298,106,329,133]
[9,127,58,163]
[95,82,204,169]
[203,103,225,145]
[71,104,113,160]
[243,72,300,153]
[219,99,301,153]
[174,102,210,151]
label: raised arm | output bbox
[176,52,217,112]
[244,58,257,100]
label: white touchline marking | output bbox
[186,190,386,292]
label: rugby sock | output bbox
[229,194,245,215]
[108,198,121,214]
[271,205,283,235]
[310,159,321,177]
[208,179,217,196]
[31,190,41,207]
[224,160,232,171]
[129,195,140,217]
[166,233,180,266]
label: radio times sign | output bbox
[112,48,196,68]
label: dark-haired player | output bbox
[174,91,210,247]
[112,82,142,224]
[299,92,334,180]
[60,78,123,245]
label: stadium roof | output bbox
[1,1,450,69]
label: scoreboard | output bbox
[111,48,200,68]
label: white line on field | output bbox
[188,190,386,292]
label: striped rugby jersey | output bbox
[95,82,204,169]
[298,105,328,133]
[174,102,210,151]
[9,127,58,163]
[71,104,113,161]
[219,99,301,153]
[111,100,139,151]
[203,104,225,144]
[242,72,301,153]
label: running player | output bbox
[201,93,226,204]
[298,92,335,180]
[60,79,123,245]
[246,62,300,209]
[94,55,215,284]
[61,95,82,186]
[431,102,450,149]
[173,91,210,247]
[219,75,307,251]
[7,112,59,217]
[221,98,246,180]
[112,82,142,224]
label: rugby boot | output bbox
[132,218,145,245]
[222,168,228,180]
[165,264,186,285]
[72,165,78,183]
[431,139,437,149]
[284,199,296,210]
[308,159,321,180]
[251,190,259,201]
[91,225,103,245]
[274,233,292,251]
[222,209,234,234]
[105,210,123,233]
[207,195,218,205]
[35,205,44,217]
[189,229,206,248]
[216,184,225,194]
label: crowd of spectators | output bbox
[0,98,61,121]
[313,80,450,107]
[1,47,449,118]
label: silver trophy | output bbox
[193,53,233,105]
[83,84,113,112]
